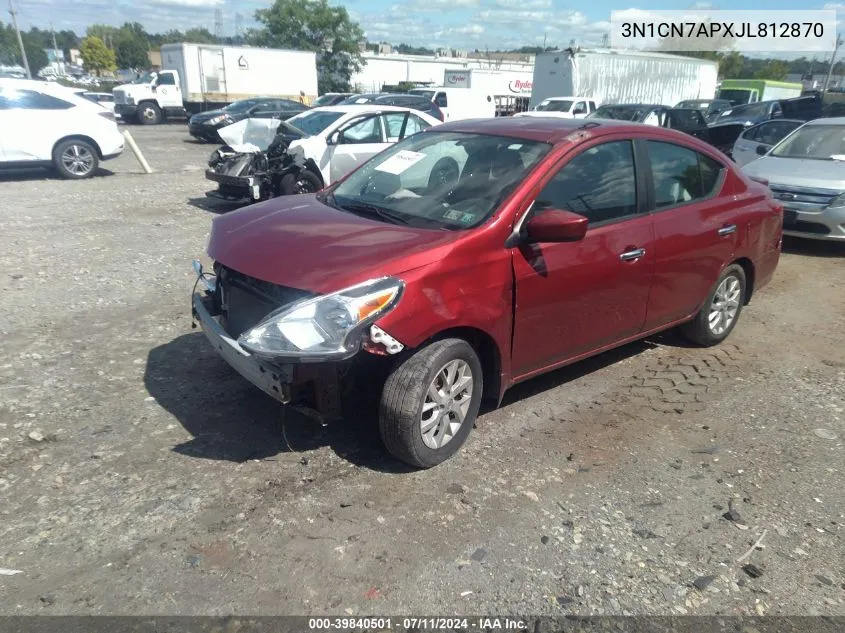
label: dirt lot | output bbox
[0,123,844,617]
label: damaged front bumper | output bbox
[205,169,263,202]
[192,292,294,404]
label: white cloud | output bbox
[823,2,845,8]
[692,1,713,8]
[494,0,552,8]
[147,0,223,6]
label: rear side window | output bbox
[1,89,73,110]
[435,92,447,108]
[533,140,638,225]
[646,141,724,209]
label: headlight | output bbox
[207,114,231,125]
[238,277,404,360]
[125,96,135,105]
[828,192,845,208]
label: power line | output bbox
[8,0,31,78]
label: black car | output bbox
[339,93,445,121]
[675,98,732,122]
[711,100,785,126]
[188,97,308,143]
[587,103,669,124]
[311,92,354,107]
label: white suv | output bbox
[0,79,124,179]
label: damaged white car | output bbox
[205,105,441,204]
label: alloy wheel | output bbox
[61,144,95,177]
[708,275,741,335]
[419,359,474,449]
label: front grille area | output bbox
[769,184,840,207]
[786,221,832,235]
[113,90,127,105]
[217,266,316,339]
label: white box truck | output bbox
[442,68,534,115]
[529,48,718,110]
[113,43,318,124]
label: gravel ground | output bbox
[1,124,844,617]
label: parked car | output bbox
[713,100,785,126]
[675,98,732,122]
[205,105,440,203]
[74,91,117,118]
[664,108,712,142]
[311,92,354,107]
[188,97,308,143]
[340,93,444,122]
[0,78,123,179]
[731,119,804,167]
[587,104,668,125]
[192,117,782,468]
[515,96,597,119]
[743,117,845,241]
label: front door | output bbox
[328,114,388,184]
[642,139,739,329]
[511,138,655,377]
[155,71,182,109]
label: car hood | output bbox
[743,156,845,189]
[207,195,464,294]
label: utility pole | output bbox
[824,33,843,92]
[8,0,31,78]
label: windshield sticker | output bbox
[375,150,427,175]
[354,98,369,104]
[443,209,463,221]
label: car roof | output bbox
[430,117,686,144]
[308,104,427,114]
[598,103,664,109]
[805,116,845,125]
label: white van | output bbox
[513,96,598,119]
[409,86,496,121]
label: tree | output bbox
[115,32,149,69]
[21,34,48,73]
[754,60,788,81]
[183,27,216,44]
[80,36,116,76]
[253,0,365,93]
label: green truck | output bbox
[716,79,803,105]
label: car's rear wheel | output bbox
[681,264,746,346]
[379,338,483,468]
[138,102,162,125]
[53,139,99,179]
[280,171,321,195]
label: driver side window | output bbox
[339,116,385,144]
[157,73,176,86]
[573,101,587,115]
[533,141,638,225]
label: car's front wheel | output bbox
[379,338,483,468]
[137,102,162,125]
[681,264,746,346]
[53,139,99,179]
[280,171,322,195]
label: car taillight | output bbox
[99,111,116,122]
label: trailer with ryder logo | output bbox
[442,68,534,116]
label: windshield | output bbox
[223,99,261,113]
[286,110,345,136]
[312,94,340,107]
[718,102,768,120]
[676,100,704,109]
[410,90,435,100]
[588,106,642,121]
[325,131,551,230]
[716,89,752,106]
[770,124,845,160]
[535,99,573,112]
[131,72,157,85]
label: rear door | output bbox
[642,139,738,330]
[328,113,388,183]
[511,137,655,376]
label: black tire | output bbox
[280,171,322,195]
[680,264,746,347]
[52,139,99,179]
[379,338,483,468]
[137,102,162,125]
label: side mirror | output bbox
[524,209,588,243]
[756,144,769,156]
[327,131,340,145]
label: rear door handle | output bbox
[718,224,737,236]
[619,248,646,261]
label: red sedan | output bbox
[192,117,783,468]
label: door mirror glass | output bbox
[524,209,588,243]
[327,130,340,145]
[756,144,769,156]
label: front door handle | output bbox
[718,224,737,236]
[620,248,646,261]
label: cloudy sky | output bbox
[9,0,845,54]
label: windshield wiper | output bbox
[337,201,412,225]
